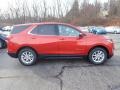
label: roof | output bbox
[14,22,73,26]
[13,22,84,33]
[13,22,77,28]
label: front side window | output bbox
[58,25,80,37]
[31,24,58,35]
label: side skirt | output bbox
[38,54,88,60]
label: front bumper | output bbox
[108,42,114,59]
[108,53,114,59]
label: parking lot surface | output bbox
[0,34,120,90]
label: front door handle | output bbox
[31,37,36,39]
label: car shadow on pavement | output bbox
[22,55,120,90]
[1,49,120,90]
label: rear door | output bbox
[30,24,59,54]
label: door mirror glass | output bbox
[78,33,85,38]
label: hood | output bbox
[84,32,106,40]
[84,32,96,37]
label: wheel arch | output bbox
[16,46,38,57]
[88,45,109,58]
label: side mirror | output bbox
[80,33,85,36]
[77,33,84,39]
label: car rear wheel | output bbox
[18,48,37,66]
[89,48,107,65]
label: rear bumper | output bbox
[8,52,17,58]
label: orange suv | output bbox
[7,22,114,66]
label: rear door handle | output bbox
[59,38,65,40]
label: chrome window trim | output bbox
[28,25,80,38]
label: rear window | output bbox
[11,25,30,34]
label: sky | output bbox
[0,0,108,12]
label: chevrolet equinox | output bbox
[7,22,114,66]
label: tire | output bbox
[18,48,38,66]
[0,39,4,49]
[88,47,107,65]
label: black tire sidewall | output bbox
[18,48,37,66]
[89,48,107,65]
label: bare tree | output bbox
[0,0,120,26]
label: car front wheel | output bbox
[89,48,107,65]
[18,48,37,66]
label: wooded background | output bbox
[0,0,120,26]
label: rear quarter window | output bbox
[11,25,30,34]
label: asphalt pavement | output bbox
[0,34,120,90]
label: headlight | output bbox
[103,36,113,43]
[103,36,110,39]
[107,39,113,43]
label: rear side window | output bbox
[11,25,30,34]
[31,24,58,35]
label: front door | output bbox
[58,25,84,55]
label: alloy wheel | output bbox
[21,51,35,65]
[92,50,105,63]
